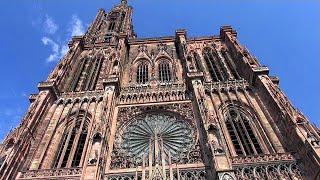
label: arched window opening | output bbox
[71,120,89,167]
[53,112,90,168]
[120,13,126,32]
[225,109,262,156]
[0,155,6,168]
[136,61,149,84]
[108,11,119,32]
[108,21,116,31]
[5,139,14,150]
[203,48,225,81]
[193,52,202,71]
[222,50,240,79]
[87,57,104,91]
[70,58,87,91]
[158,61,171,82]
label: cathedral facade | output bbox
[0,1,319,179]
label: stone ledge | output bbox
[231,153,296,166]
[17,168,82,179]
[37,81,59,100]
[252,66,269,76]
[204,79,249,92]
[28,94,38,103]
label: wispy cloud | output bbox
[69,14,85,36]
[60,44,69,57]
[43,15,58,34]
[41,37,60,62]
[39,14,86,63]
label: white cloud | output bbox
[41,37,60,62]
[43,15,58,34]
[60,44,69,57]
[40,15,85,63]
[69,14,85,36]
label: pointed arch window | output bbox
[108,21,116,31]
[54,112,90,168]
[158,61,171,82]
[193,52,202,71]
[225,109,262,156]
[0,155,6,168]
[203,48,227,81]
[136,61,149,84]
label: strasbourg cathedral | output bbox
[1,1,319,179]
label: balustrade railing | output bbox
[17,168,82,179]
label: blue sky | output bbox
[0,0,319,141]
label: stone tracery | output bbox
[110,103,204,170]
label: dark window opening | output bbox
[136,61,149,84]
[193,52,202,71]
[203,49,223,81]
[225,109,262,156]
[159,61,172,82]
[222,51,240,79]
[53,113,90,169]
[108,21,116,31]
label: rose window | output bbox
[120,114,194,162]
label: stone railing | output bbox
[204,79,249,92]
[234,162,302,179]
[17,168,82,179]
[231,153,295,165]
[118,82,188,104]
[121,82,186,94]
[232,153,302,179]
[106,168,208,180]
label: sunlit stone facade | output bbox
[0,0,319,179]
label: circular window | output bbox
[120,114,194,162]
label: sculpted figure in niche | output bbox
[112,60,119,75]
[186,57,195,72]
[208,123,223,154]
[89,134,102,165]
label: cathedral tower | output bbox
[0,1,319,179]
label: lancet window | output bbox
[69,56,103,92]
[225,109,262,156]
[53,112,90,168]
[221,50,240,79]
[85,57,103,91]
[193,52,202,71]
[0,156,6,168]
[69,58,87,91]
[108,21,116,31]
[158,61,171,82]
[136,61,149,84]
[108,11,119,32]
[203,48,226,81]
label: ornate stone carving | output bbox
[18,168,82,179]
[59,90,105,102]
[234,162,302,180]
[116,102,195,128]
[204,79,249,92]
[231,153,295,165]
[118,83,188,104]
[110,102,204,169]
